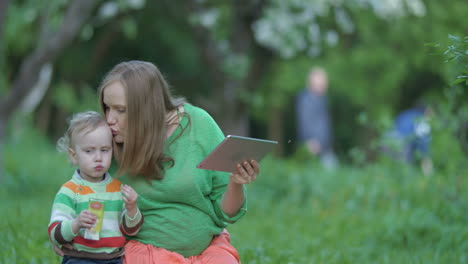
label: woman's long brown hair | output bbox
[98,61,186,181]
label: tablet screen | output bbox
[196,135,278,173]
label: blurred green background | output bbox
[1,0,467,263]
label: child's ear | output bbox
[68,148,78,165]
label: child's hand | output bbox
[72,210,96,234]
[122,184,138,216]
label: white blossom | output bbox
[326,30,339,47]
[198,8,220,29]
[99,2,119,20]
[127,0,146,10]
[251,0,426,57]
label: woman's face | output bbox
[102,81,127,144]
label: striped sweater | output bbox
[48,170,143,260]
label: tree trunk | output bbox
[0,0,10,180]
[217,93,249,136]
[0,0,9,61]
[0,116,5,180]
[0,0,98,181]
[268,107,284,156]
[19,63,53,113]
[188,22,248,135]
[35,95,53,136]
[0,0,9,180]
[0,0,97,118]
[185,1,271,137]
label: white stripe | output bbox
[50,210,74,225]
[100,214,120,232]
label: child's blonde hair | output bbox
[57,111,108,154]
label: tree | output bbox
[182,0,273,135]
[0,0,9,58]
[246,0,467,156]
[173,0,442,149]
[0,0,98,180]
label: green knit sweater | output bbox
[118,104,247,257]
[48,171,143,259]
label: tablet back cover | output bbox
[196,135,277,173]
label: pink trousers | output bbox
[123,230,240,264]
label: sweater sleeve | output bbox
[195,107,248,224]
[120,208,144,236]
[48,186,79,245]
[210,175,248,224]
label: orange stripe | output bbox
[106,178,122,193]
[63,181,95,195]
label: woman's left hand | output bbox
[230,159,260,185]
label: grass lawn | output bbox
[230,161,467,263]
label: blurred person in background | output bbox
[295,67,338,169]
[385,105,433,175]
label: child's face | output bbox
[68,124,113,182]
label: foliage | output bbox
[428,34,468,194]
[443,35,468,86]
[252,0,427,58]
[256,0,467,113]
[3,0,467,158]
[249,0,467,157]
[351,33,467,175]
[1,0,146,106]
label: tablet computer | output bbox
[196,135,278,173]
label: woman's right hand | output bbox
[52,243,73,256]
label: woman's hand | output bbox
[221,160,259,217]
[52,243,73,256]
[122,184,138,217]
[230,159,260,185]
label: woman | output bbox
[100,60,258,263]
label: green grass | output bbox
[230,159,467,263]
[1,126,467,263]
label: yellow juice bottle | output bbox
[84,198,105,240]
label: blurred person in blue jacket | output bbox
[296,67,338,169]
[386,105,433,174]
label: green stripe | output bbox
[100,229,124,237]
[59,186,76,197]
[76,199,123,213]
[54,193,74,207]
[103,211,121,220]
[73,244,121,254]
